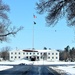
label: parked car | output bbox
[19,63,25,65]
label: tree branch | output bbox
[0,26,23,37]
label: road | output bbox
[25,65,60,75]
[0,65,60,75]
[0,65,31,75]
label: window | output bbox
[15,52,17,54]
[18,56,20,58]
[52,57,54,59]
[30,56,31,58]
[26,52,28,55]
[26,56,28,59]
[37,53,39,55]
[41,53,42,55]
[33,52,35,54]
[48,57,50,59]
[11,56,13,58]
[15,56,17,58]
[41,56,42,59]
[37,56,39,59]
[23,53,24,54]
[56,57,58,59]
[52,53,54,55]
[18,52,20,54]
[48,53,50,55]
[11,52,13,54]
[56,53,58,55]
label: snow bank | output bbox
[0,60,75,66]
[50,66,75,75]
[0,66,13,71]
[33,60,75,65]
[0,60,33,65]
[57,66,75,75]
[0,60,75,65]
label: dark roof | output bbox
[23,50,38,52]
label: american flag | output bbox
[33,15,37,18]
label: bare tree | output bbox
[0,46,11,60]
[36,0,75,26]
[0,0,23,42]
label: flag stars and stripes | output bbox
[33,15,37,18]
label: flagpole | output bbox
[32,15,36,62]
[32,22,35,63]
[32,14,36,50]
[32,22,34,50]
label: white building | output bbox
[9,49,59,61]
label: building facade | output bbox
[9,49,59,61]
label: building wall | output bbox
[46,51,59,61]
[9,50,59,61]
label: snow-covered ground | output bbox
[0,66,13,71]
[0,60,75,74]
[33,60,75,65]
[0,60,33,65]
[50,66,75,75]
[0,60,75,65]
[0,60,33,71]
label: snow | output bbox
[0,60,75,75]
[57,66,75,75]
[33,60,75,65]
[50,66,75,75]
[0,60,33,65]
[0,60,33,71]
[0,66,13,71]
